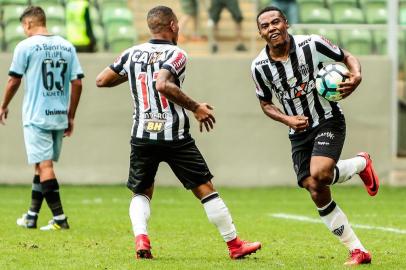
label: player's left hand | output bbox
[64,118,74,137]
[194,103,216,132]
[337,71,362,99]
[0,107,9,125]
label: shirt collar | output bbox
[149,39,174,45]
[265,34,296,63]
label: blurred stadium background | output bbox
[0,0,405,187]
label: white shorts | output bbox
[23,125,64,164]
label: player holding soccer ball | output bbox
[96,5,260,260]
[251,6,378,266]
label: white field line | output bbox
[270,213,406,235]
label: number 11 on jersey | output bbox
[137,71,169,111]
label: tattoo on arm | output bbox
[157,70,199,112]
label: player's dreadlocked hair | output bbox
[147,6,176,34]
[20,6,46,26]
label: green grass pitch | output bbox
[0,185,405,270]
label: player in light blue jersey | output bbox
[0,6,84,231]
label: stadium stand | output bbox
[340,29,374,55]
[4,22,25,52]
[43,5,65,25]
[0,0,402,56]
[332,7,365,24]
[365,5,387,24]
[0,0,28,5]
[313,28,340,43]
[106,24,136,52]
[297,0,326,10]
[326,0,358,11]
[299,7,332,24]
[30,0,65,6]
[2,5,26,26]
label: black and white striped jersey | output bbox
[251,34,345,135]
[110,39,190,141]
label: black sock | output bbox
[41,179,64,217]
[29,175,43,215]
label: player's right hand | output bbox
[64,118,74,137]
[288,115,309,132]
[193,103,216,132]
[0,107,9,125]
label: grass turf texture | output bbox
[0,185,405,270]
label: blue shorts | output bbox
[23,125,64,164]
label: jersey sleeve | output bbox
[251,62,273,102]
[311,34,344,62]
[70,47,85,81]
[109,50,131,76]
[8,42,28,78]
[161,49,187,79]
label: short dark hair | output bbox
[256,6,287,25]
[19,6,46,26]
[147,6,176,34]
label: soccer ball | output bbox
[315,64,349,102]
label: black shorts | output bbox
[290,115,346,187]
[127,137,213,193]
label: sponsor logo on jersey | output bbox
[45,109,67,116]
[255,59,269,66]
[315,131,335,140]
[144,120,165,133]
[298,37,312,47]
[171,52,186,72]
[144,112,168,120]
[131,50,169,64]
[320,36,337,49]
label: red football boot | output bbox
[135,234,153,259]
[227,237,261,259]
[357,152,379,196]
[344,249,372,266]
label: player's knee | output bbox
[310,168,333,185]
[37,160,55,176]
[302,178,324,195]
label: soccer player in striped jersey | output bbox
[96,5,261,260]
[0,6,84,230]
[251,6,379,266]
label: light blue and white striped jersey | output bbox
[9,35,84,130]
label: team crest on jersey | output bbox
[144,119,166,133]
[298,64,309,76]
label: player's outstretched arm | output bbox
[338,49,362,99]
[96,67,128,88]
[260,100,309,132]
[0,76,22,125]
[156,69,216,132]
[65,79,83,137]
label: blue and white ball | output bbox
[316,64,349,102]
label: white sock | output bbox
[333,157,366,184]
[27,210,38,216]
[53,214,66,220]
[318,200,366,252]
[201,192,237,242]
[129,194,151,236]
